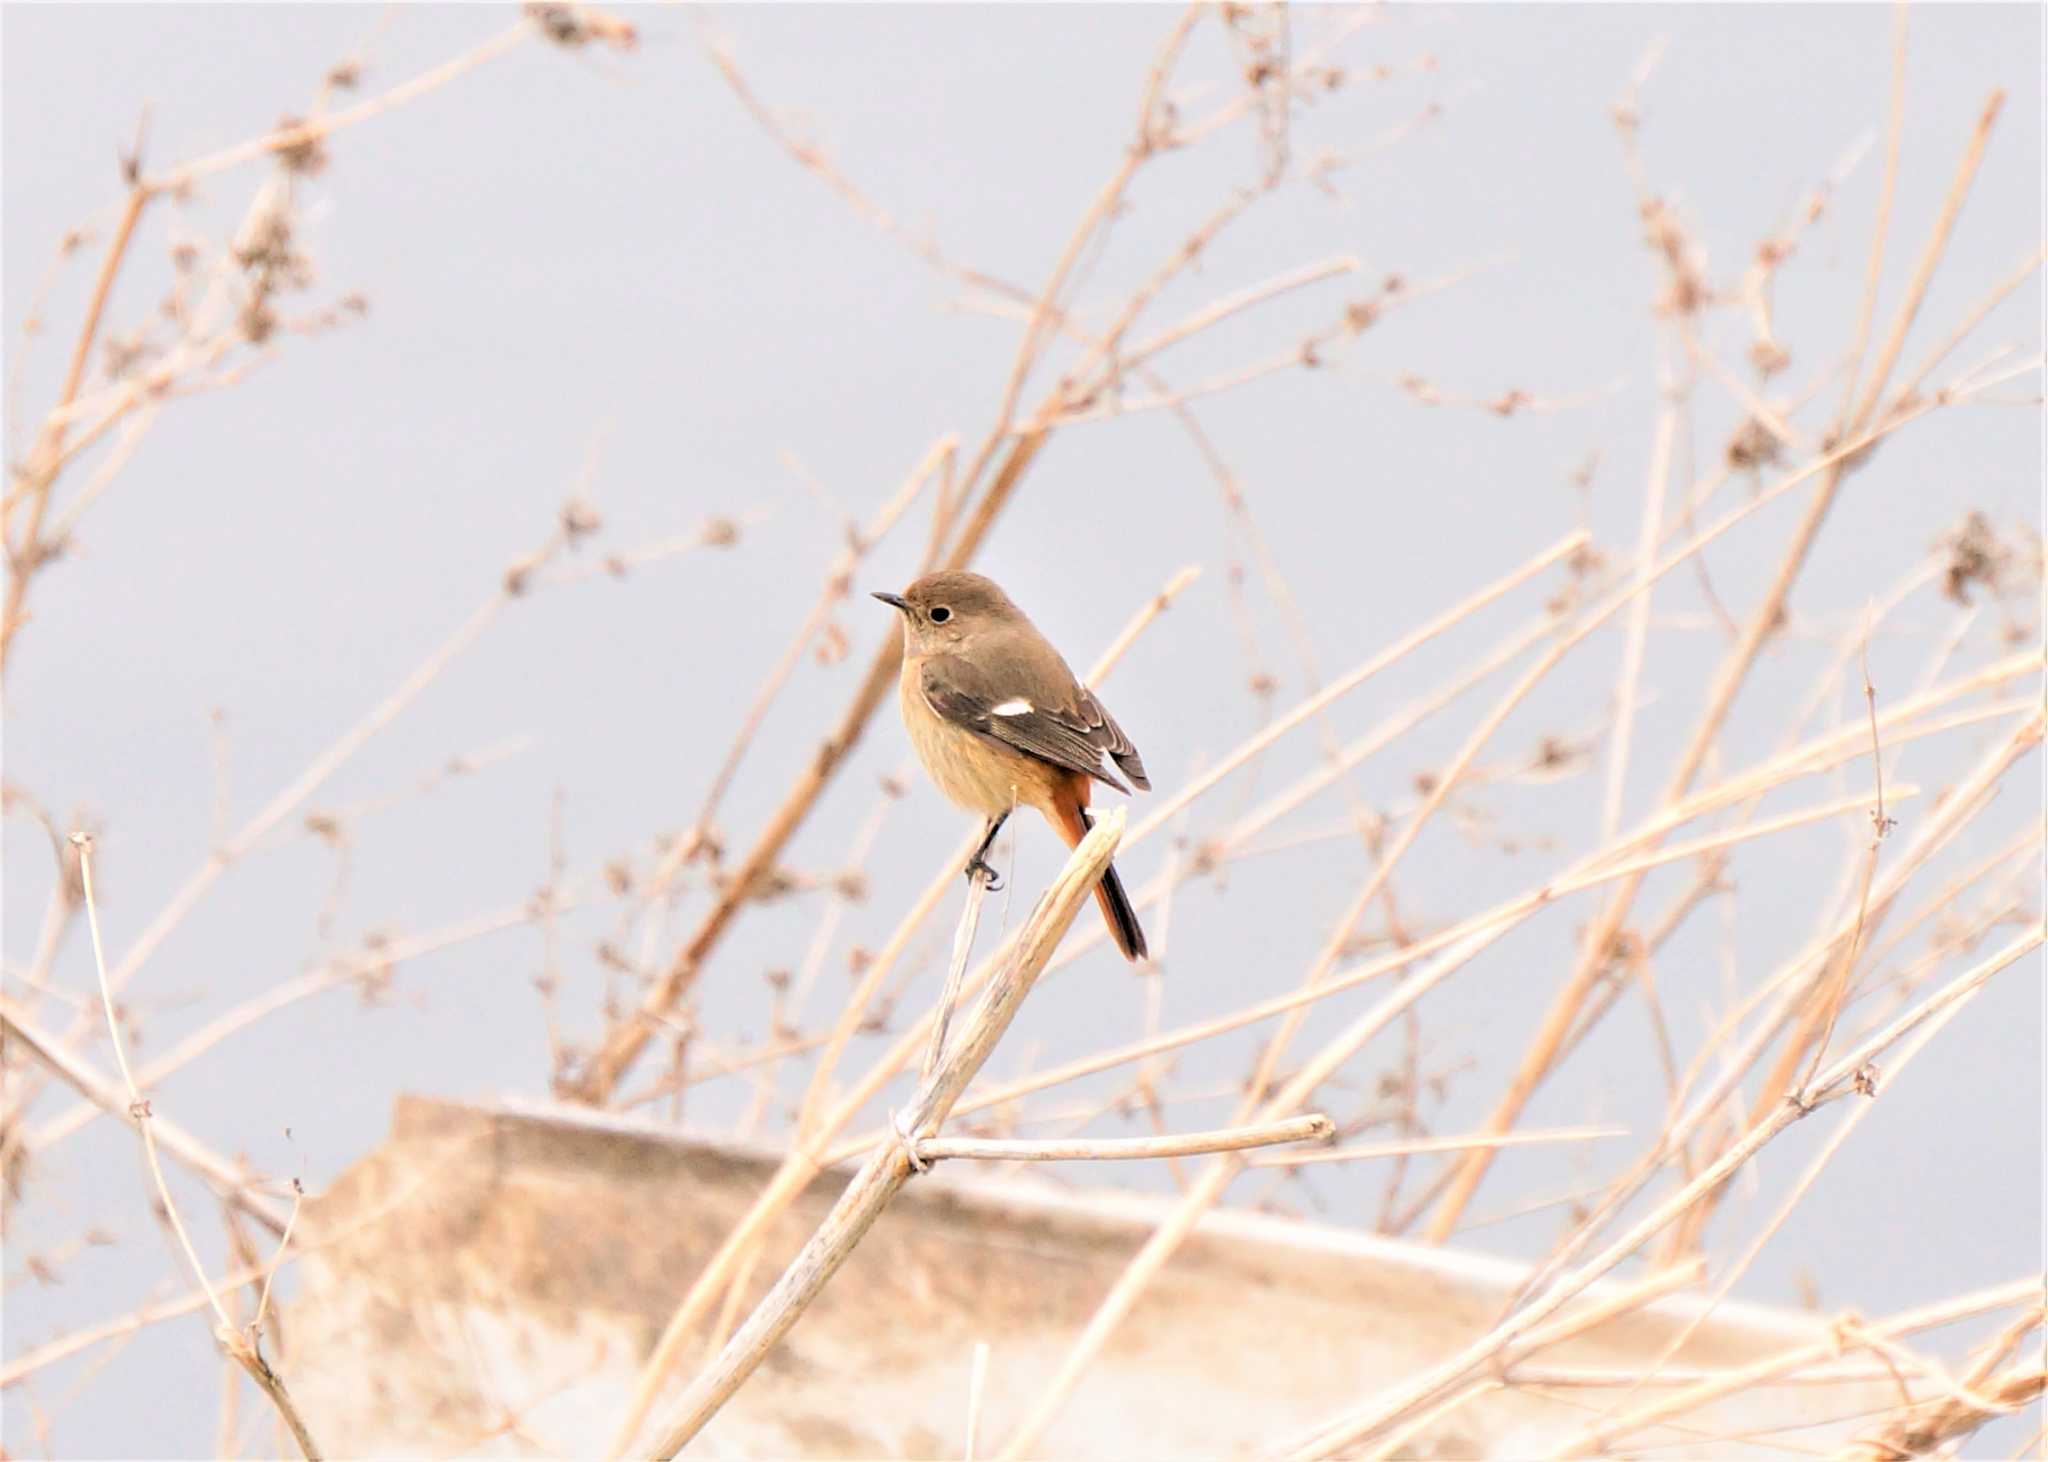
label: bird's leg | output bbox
[965,811,1009,891]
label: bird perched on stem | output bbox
[874,571,1150,962]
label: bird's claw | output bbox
[965,856,1003,892]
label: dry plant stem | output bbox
[1844,1314,2047,1461]
[6,1131,490,1393]
[1131,531,1588,847]
[994,923,1525,1456]
[4,17,540,679]
[1235,532,1626,1120]
[1682,702,2034,1251]
[1236,399,1957,1130]
[103,553,555,1001]
[1853,1368,2047,1461]
[0,1253,275,1388]
[1371,1263,1714,1461]
[67,839,320,1461]
[1512,707,2042,1321]
[32,902,537,1151]
[638,811,1124,1459]
[1848,88,2006,429]
[1509,1361,1931,1390]
[1568,1295,2040,1457]
[1233,382,1980,1138]
[630,540,2008,1455]
[1835,0,1910,427]
[818,544,1612,1156]
[966,1341,990,1462]
[1882,246,2046,415]
[1704,623,1897,1139]
[2,187,147,675]
[700,1245,764,1365]
[992,4,1202,424]
[2,518,600,1140]
[992,719,1992,1459]
[923,866,993,1082]
[1090,565,1201,676]
[1586,976,2012,1442]
[607,570,1198,1453]
[1248,1126,1624,1168]
[696,24,1026,307]
[565,430,1026,1106]
[915,1114,1331,1163]
[1424,89,2011,1239]
[1790,838,1880,1097]
[1603,399,1676,840]
[0,995,289,1235]
[683,436,950,849]
[1122,256,1361,367]
[145,21,534,193]
[796,840,970,1135]
[845,741,1963,1161]
[74,842,233,1332]
[576,4,1296,1107]
[1285,928,2040,1460]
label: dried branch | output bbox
[1424,88,2015,1236]
[67,836,321,1460]
[922,863,993,1083]
[0,995,289,1236]
[1249,1125,1625,1168]
[915,1114,1332,1164]
[635,810,1126,1458]
[1283,927,2040,1459]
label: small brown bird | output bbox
[874,571,1150,962]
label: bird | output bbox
[873,570,1150,962]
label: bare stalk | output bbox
[922,866,993,1082]
[68,837,320,1460]
[915,1114,1332,1163]
[635,811,1125,1458]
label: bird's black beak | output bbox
[871,591,909,613]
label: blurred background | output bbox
[3,4,2041,1456]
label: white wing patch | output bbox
[991,698,1033,716]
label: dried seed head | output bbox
[1747,339,1790,376]
[270,116,329,176]
[560,498,603,540]
[526,2,637,50]
[1939,511,2008,605]
[1726,417,1782,471]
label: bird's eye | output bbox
[929,606,952,623]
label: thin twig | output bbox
[69,836,321,1460]
[923,866,994,1082]
[635,811,1126,1458]
[1249,1125,1625,1168]
[0,996,290,1236]
[914,1114,1332,1163]
[965,1341,991,1462]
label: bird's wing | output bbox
[918,653,1146,794]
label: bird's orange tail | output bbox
[1049,785,1148,964]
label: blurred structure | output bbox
[286,1097,1894,1457]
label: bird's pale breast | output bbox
[899,656,1063,817]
